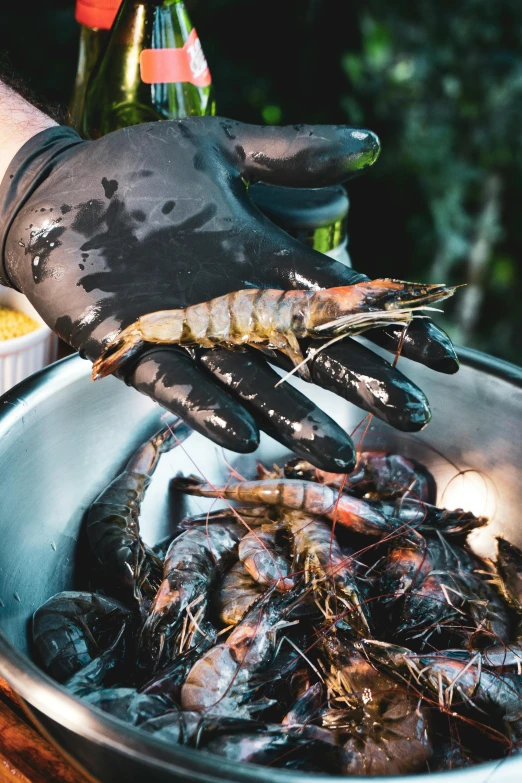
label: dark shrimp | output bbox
[378,534,433,603]
[238,524,294,592]
[361,640,522,720]
[285,451,436,503]
[281,683,323,726]
[32,591,131,683]
[287,512,371,636]
[86,419,191,609]
[204,724,337,769]
[140,621,217,705]
[430,740,479,771]
[320,633,433,775]
[216,561,264,627]
[82,687,170,725]
[418,656,522,719]
[65,626,127,697]
[380,535,509,649]
[143,697,338,768]
[467,538,522,668]
[456,571,511,648]
[495,537,522,613]
[368,496,487,537]
[141,709,266,746]
[181,589,304,717]
[140,521,242,669]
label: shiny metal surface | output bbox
[0,349,521,783]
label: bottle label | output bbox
[75,0,121,30]
[140,29,212,87]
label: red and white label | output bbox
[140,29,212,87]
[75,0,122,31]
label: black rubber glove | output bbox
[0,118,458,472]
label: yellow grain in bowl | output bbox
[0,305,40,341]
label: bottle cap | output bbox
[250,183,349,254]
[75,0,121,30]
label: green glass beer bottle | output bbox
[82,0,215,139]
[68,0,122,133]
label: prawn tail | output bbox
[154,418,193,456]
[92,325,144,381]
[171,475,206,495]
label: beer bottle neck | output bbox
[107,0,198,59]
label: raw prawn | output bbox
[238,524,294,592]
[319,633,433,775]
[65,627,127,697]
[216,561,264,627]
[139,521,242,670]
[380,535,510,648]
[142,708,339,769]
[140,621,217,704]
[469,538,522,668]
[92,279,456,381]
[285,451,436,503]
[368,496,487,537]
[85,419,191,609]
[141,709,266,746]
[179,507,271,529]
[173,476,484,538]
[204,724,338,769]
[82,687,170,725]
[181,589,305,716]
[173,476,393,537]
[361,640,522,721]
[32,591,131,683]
[287,512,371,636]
[378,534,433,602]
[495,537,522,613]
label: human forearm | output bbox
[0,80,57,183]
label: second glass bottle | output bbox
[82,0,215,139]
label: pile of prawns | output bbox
[32,418,522,776]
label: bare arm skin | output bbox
[0,80,57,182]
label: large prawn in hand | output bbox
[92,279,456,380]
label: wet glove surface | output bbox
[0,118,458,470]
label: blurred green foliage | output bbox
[1,0,521,362]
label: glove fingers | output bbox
[218,120,380,187]
[364,319,460,374]
[266,337,431,433]
[309,338,431,432]
[125,348,259,453]
[199,348,356,473]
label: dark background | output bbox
[1,0,521,364]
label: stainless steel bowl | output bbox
[0,349,521,783]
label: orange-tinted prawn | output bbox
[172,476,393,537]
[92,279,456,380]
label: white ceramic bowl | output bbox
[0,285,58,394]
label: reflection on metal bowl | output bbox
[0,348,521,783]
